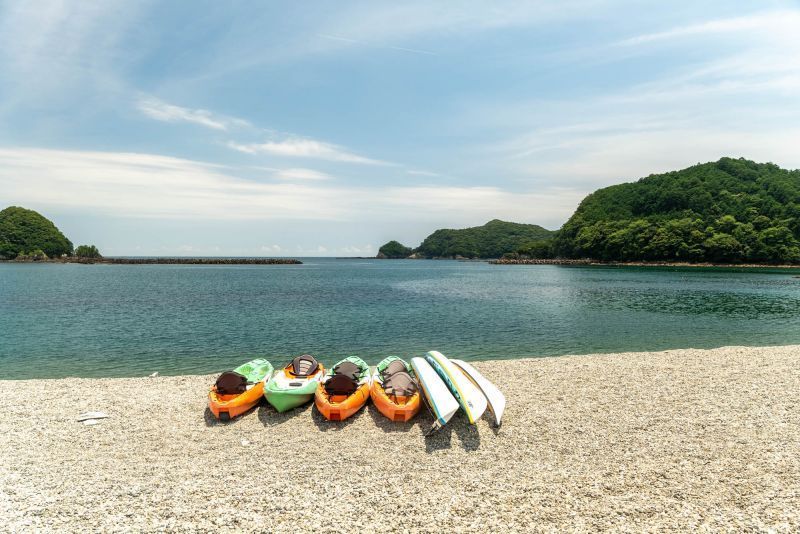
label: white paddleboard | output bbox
[411,357,459,432]
[451,359,505,427]
[425,351,487,424]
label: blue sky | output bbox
[1,1,799,256]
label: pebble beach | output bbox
[1,345,799,532]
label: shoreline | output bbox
[490,258,800,269]
[1,257,303,265]
[2,344,798,530]
[354,256,800,269]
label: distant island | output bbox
[378,219,554,259]
[0,206,301,265]
[380,158,800,265]
[0,206,74,260]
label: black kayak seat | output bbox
[333,361,361,381]
[215,371,248,395]
[324,373,358,396]
[291,354,319,377]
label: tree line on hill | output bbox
[378,219,554,259]
[0,206,101,260]
[380,158,800,264]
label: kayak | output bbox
[451,359,506,427]
[370,356,421,422]
[425,351,487,424]
[315,356,371,421]
[208,358,273,421]
[264,354,326,412]
[410,357,459,433]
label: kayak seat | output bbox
[381,359,407,380]
[215,371,248,395]
[291,355,319,377]
[324,373,359,396]
[333,361,361,381]
[382,371,417,398]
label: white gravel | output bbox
[1,345,799,532]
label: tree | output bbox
[703,233,745,262]
[517,239,554,258]
[555,158,800,263]
[377,240,412,258]
[0,206,73,259]
[75,245,102,259]
[412,219,554,258]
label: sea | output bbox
[2,258,800,379]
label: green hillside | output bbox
[377,240,412,259]
[554,158,800,263]
[0,206,74,259]
[412,219,554,258]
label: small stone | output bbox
[77,411,108,422]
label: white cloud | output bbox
[137,97,250,131]
[178,1,603,85]
[228,138,389,165]
[0,2,147,117]
[273,168,333,181]
[0,147,573,228]
[618,10,800,46]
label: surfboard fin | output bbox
[424,420,443,436]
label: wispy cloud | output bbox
[406,169,441,177]
[273,168,332,181]
[617,10,800,46]
[317,33,437,56]
[228,137,390,165]
[0,147,573,227]
[137,97,250,131]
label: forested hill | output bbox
[0,206,73,259]
[554,158,800,263]
[386,219,554,259]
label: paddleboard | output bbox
[410,357,459,433]
[425,351,487,424]
[451,359,505,427]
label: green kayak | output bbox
[263,354,326,413]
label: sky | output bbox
[1,1,799,256]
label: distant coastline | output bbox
[491,258,800,270]
[3,257,302,265]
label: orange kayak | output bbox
[370,356,420,422]
[315,356,371,421]
[208,359,273,421]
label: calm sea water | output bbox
[2,259,800,379]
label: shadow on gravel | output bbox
[203,401,262,427]
[257,402,313,427]
[366,404,425,434]
[310,403,365,431]
[423,412,482,452]
[424,423,453,452]
[452,415,481,451]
